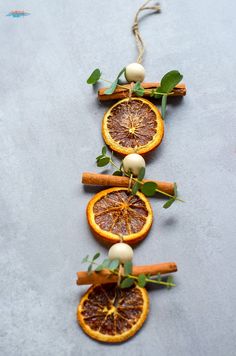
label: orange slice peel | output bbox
[77,283,149,343]
[86,187,153,245]
[102,97,164,155]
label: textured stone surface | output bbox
[0,0,236,355]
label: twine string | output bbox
[132,0,161,64]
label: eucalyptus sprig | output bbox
[131,71,183,118]
[87,67,128,94]
[96,146,184,208]
[87,68,183,119]
[82,253,176,289]
[150,70,183,118]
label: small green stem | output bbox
[126,274,175,288]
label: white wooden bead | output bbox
[123,153,146,176]
[125,63,145,82]
[108,243,133,263]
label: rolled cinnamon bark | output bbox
[82,172,175,195]
[77,262,177,285]
[98,82,186,101]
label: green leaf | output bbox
[141,182,157,197]
[95,264,104,272]
[96,154,104,161]
[167,275,174,288]
[132,81,145,96]
[132,181,141,195]
[82,255,89,263]
[88,264,93,274]
[163,198,175,209]
[104,68,125,95]
[92,252,100,261]
[156,273,162,282]
[137,167,145,181]
[160,70,183,94]
[109,259,120,271]
[113,170,123,176]
[104,79,118,95]
[138,274,146,288]
[124,261,133,275]
[87,68,102,85]
[97,157,110,167]
[120,277,134,289]
[101,258,111,268]
[102,146,107,155]
[161,95,167,119]
[174,182,177,197]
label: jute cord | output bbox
[133,0,161,64]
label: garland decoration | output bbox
[76,0,186,343]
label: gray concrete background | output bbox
[0,0,236,355]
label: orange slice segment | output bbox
[77,283,149,343]
[102,97,164,155]
[86,187,153,245]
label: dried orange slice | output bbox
[87,187,153,245]
[102,97,164,155]
[77,283,149,343]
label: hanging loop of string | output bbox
[132,0,161,64]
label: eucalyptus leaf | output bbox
[97,157,110,167]
[141,182,157,197]
[161,95,167,119]
[163,198,175,209]
[113,170,123,176]
[132,181,140,195]
[96,154,104,161]
[174,182,177,197]
[82,255,89,263]
[104,79,118,95]
[88,264,93,274]
[101,258,111,268]
[92,252,100,261]
[95,264,104,272]
[109,259,120,271]
[167,275,174,288]
[87,68,101,85]
[124,261,133,275]
[102,146,107,155]
[120,277,134,289]
[160,70,183,94]
[132,81,145,96]
[138,167,145,181]
[138,274,146,288]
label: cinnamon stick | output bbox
[82,172,174,195]
[77,262,177,285]
[98,82,186,101]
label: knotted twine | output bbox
[132,0,161,64]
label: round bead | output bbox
[108,243,133,263]
[123,153,146,176]
[125,63,145,83]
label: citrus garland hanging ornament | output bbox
[77,0,186,343]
